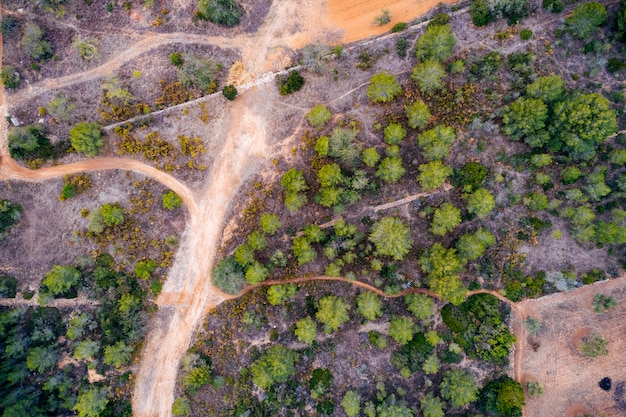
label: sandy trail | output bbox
[132,87,268,416]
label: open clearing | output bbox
[517,276,626,417]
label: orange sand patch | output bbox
[328,0,459,43]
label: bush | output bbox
[396,37,408,57]
[73,37,98,60]
[0,200,22,240]
[197,0,241,26]
[0,275,18,298]
[579,333,608,357]
[374,9,391,25]
[391,22,408,32]
[607,58,626,73]
[222,84,237,100]
[163,191,183,210]
[1,16,18,35]
[279,71,305,95]
[542,0,563,12]
[1,66,20,89]
[306,104,331,129]
[520,29,532,40]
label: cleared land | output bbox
[516,276,626,417]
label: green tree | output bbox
[0,200,23,240]
[456,228,495,262]
[285,191,307,212]
[247,230,267,251]
[524,192,548,211]
[411,60,446,93]
[466,188,495,218]
[526,75,564,103]
[211,256,245,295]
[47,92,75,122]
[172,397,191,416]
[356,291,383,321]
[420,243,466,304]
[234,243,255,267]
[418,161,453,191]
[42,265,81,296]
[550,93,617,160]
[282,168,308,212]
[318,163,344,187]
[480,377,525,416]
[294,316,317,344]
[421,392,445,417]
[7,124,52,160]
[560,166,582,184]
[329,127,362,165]
[100,203,124,226]
[530,153,552,168]
[455,161,487,192]
[134,259,156,280]
[405,293,434,320]
[422,354,440,374]
[316,295,350,333]
[384,123,407,145]
[430,203,461,236]
[307,104,332,129]
[470,0,493,26]
[266,284,297,305]
[566,1,607,39]
[584,168,611,201]
[260,213,282,235]
[501,97,548,142]
[245,261,269,285]
[405,99,431,130]
[21,22,52,61]
[389,316,415,345]
[341,391,361,417]
[26,346,58,373]
[250,345,299,389]
[104,341,132,367]
[367,72,402,103]
[70,122,103,156]
[163,191,183,210]
[609,149,626,165]
[376,156,406,183]
[1,65,20,89]
[369,216,412,260]
[292,236,317,265]
[441,368,479,407]
[74,339,100,361]
[74,387,109,417]
[197,0,241,26]
[363,147,381,167]
[415,24,455,62]
[417,125,455,161]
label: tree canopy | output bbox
[197,0,241,26]
[369,217,413,260]
[440,368,479,407]
[356,291,383,321]
[42,265,81,296]
[405,99,431,130]
[411,60,446,93]
[417,125,455,161]
[566,1,607,38]
[418,161,453,191]
[316,295,350,333]
[70,122,103,157]
[415,24,456,62]
[367,72,402,103]
[430,203,461,236]
[250,345,299,390]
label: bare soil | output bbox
[516,276,626,417]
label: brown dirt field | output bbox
[516,276,626,417]
[328,0,459,43]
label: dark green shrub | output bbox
[396,37,408,58]
[222,84,238,100]
[453,161,487,191]
[211,255,245,295]
[470,51,502,79]
[1,16,18,35]
[279,71,305,95]
[1,66,20,89]
[520,29,532,40]
[197,0,241,26]
[470,0,493,26]
[7,125,53,160]
[391,22,408,32]
[0,200,22,240]
[542,0,563,13]
[428,13,450,27]
[0,275,18,298]
[607,58,626,73]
